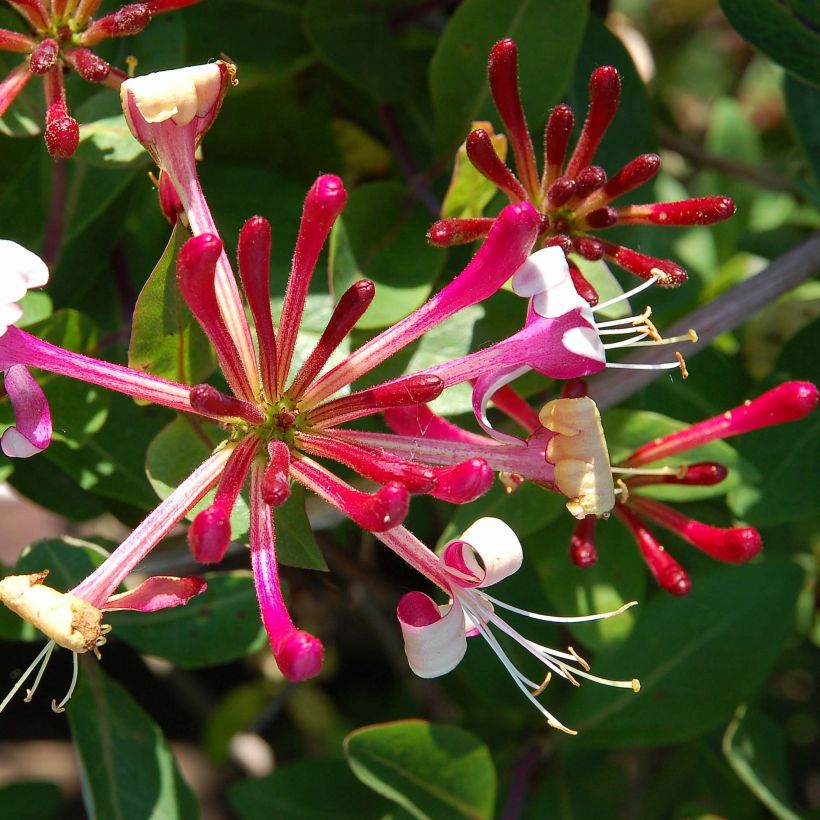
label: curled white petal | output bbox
[0,302,23,337]
[512,247,591,319]
[0,240,49,290]
[562,326,606,363]
[121,64,224,126]
[1,427,43,458]
[397,591,468,678]
[447,517,523,588]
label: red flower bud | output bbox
[427,218,494,247]
[466,128,528,201]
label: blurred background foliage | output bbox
[0,0,819,817]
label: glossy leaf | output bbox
[304,0,411,102]
[784,73,820,183]
[75,92,149,167]
[329,182,445,330]
[564,563,803,746]
[723,705,800,820]
[430,0,589,156]
[274,482,329,571]
[109,571,266,668]
[344,720,496,820]
[67,659,197,819]
[230,759,390,820]
[129,221,216,388]
[0,781,61,820]
[720,0,820,88]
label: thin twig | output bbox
[659,127,803,198]
[379,103,442,217]
[589,230,820,408]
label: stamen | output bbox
[606,360,682,372]
[1,641,55,713]
[568,646,590,672]
[24,640,56,702]
[677,352,688,379]
[531,671,552,696]
[593,276,658,313]
[611,465,685,477]
[478,591,637,623]
[603,332,651,349]
[51,651,79,713]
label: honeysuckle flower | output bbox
[428,38,736,303]
[387,247,695,427]
[0,569,205,713]
[1,240,51,457]
[0,58,542,681]
[585,380,820,595]
[382,517,639,734]
[0,0,200,157]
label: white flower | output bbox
[0,240,49,337]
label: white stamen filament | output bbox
[606,360,682,371]
[593,276,658,313]
[51,652,79,713]
[24,640,56,702]
[603,333,651,350]
[479,592,637,624]
[0,640,55,714]
[595,313,651,329]
[611,465,683,476]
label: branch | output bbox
[589,230,820,409]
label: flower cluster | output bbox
[428,38,736,303]
[0,0,199,157]
[0,64,640,730]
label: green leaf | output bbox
[784,73,820,183]
[67,659,197,820]
[344,720,496,820]
[128,221,216,388]
[441,123,507,219]
[75,92,150,167]
[564,563,803,747]
[0,781,62,820]
[303,0,411,102]
[329,182,445,330]
[603,408,755,502]
[275,483,328,571]
[532,514,647,653]
[230,759,390,820]
[720,0,820,88]
[430,0,589,156]
[145,417,248,539]
[723,705,800,820]
[109,571,266,668]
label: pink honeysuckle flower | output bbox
[596,380,819,595]
[383,379,818,596]
[427,39,736,303]
[381,246,695,432]
[380,516,639,734]
[0,569,206,713]
[0,0,201,157]
[0,240,51,457]
[0,170,540,686]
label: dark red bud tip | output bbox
[465,129,527,201]
[621,196,737,227]
[570,515,597,567]
[355,483,409,532]
[561,379,589,399]
[261,441,291,509]
[45,115,80,159]
[680,462,729,485]
[545,234,573,254]
[158,171,183,225]
[584,206,618,229]
[574,166,607,197]
[110,3,153,36]
[567,262,599,306]
[29,39,59,75]
[427,218,494,247]
[188,505,231,563]
[773,381,819,421]
[306,173,347,221]
[431,458,493,503]
[372,375,444,407]
[548,176,576,207]
[600,240,688,286]
[573,236,605,261]
[660,564,691,596]
[489,37,517,63]
[603,153,662,201]
[589,65,621,104]
[545,104,575,171]
[722,528,763,562]
[69,48,112,83]
[275,629,324,682]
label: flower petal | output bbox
[0,302,23,338]
[0,240,49,289]
[512,247,590,319]
[396,590,467,678]
[1,365,51,458]
[102,575,207,611]
[443,517,523,588]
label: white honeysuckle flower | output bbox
[0,240,49,337]
[391,517,639,734]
